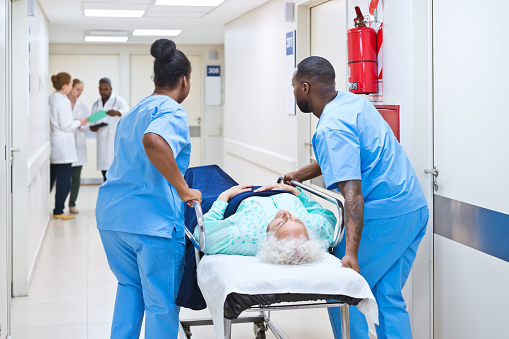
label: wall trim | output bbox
[27,215,50,288]
[27,141,50,185]
[224,138,297,175]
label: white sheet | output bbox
[197,253,378,339]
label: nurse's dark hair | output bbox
[150,39,191,88]
[72,79,83,87]
[51,72,71,90]
[295,56,335,86]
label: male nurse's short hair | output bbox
[99,77,112,86]
[296,56,335,86]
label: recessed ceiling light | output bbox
[85,36,129,42]
[154,0,225,6]
[84,9,145,18]
[133,29,182,37]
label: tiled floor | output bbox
[11,185,336,339]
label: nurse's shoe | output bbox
[69,206,79,214]
[53,213,74,220]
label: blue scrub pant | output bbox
[99,229,186,339]
[328,206,429,339]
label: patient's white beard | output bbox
[257,234,328,265]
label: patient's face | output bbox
[266,210,310,240]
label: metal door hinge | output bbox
[10,147,20,162]
[425,166,439,192]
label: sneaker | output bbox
[69,206,79,214]
[53,213,74,220]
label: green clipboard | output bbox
[88,110,108,123]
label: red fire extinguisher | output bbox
[348,6,377,94]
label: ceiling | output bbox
[39,0,271,45]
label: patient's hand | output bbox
[254,183,300,196]
[218,184,254,202]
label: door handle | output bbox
[425,166,439,191]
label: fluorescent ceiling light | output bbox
[85,36,129,42]
[84,9,145,17]
[155,0,225,6]
[133,29,182,37]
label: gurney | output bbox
[178,165,378,339]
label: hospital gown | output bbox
[194,188,337,255]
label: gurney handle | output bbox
[185,200,205,252]
[277,177,345,249]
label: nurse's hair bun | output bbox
[150,39,176,62]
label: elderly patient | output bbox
[194,183,337,265]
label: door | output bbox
[433,0,509,337]
[0,0,11,336]
[130,54,203,167]
[309,0,347,187]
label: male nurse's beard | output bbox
[297,99,310,113]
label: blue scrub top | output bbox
[313,91,427,220]
[96,95,191,239]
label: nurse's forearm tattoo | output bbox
[337,180,364,254]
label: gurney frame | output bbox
[180,178,350,339]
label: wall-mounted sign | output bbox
[286,31,296,115]
[206,65,221,105]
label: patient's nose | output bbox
[280,210,290,220]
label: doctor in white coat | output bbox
[68,79,90,214]
[49,72,89,220]
[90,77,129,181]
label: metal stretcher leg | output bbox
[224,318,232,339]
[340,304,350,339]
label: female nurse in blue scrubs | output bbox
[285,56,428,339]
[96,39,202,339]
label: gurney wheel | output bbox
[253,322,266,339]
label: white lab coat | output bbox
[91,93,129,171]
[71,99,90,167]
[49,92,80,164]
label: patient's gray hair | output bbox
[257,234,328,265]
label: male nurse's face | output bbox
[292,69,311,113]
[99,83,112,102]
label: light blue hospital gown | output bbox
[194,188,337,256]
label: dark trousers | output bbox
[50,163,72,215]
[101,170,107,182]
[69,166,82,207]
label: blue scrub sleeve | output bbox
[314,128,362,190]
[144,108,189,158]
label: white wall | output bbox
[12,0,51,296]
[224,0,298,184]
[49,43,225,173]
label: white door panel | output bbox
[433,0,509,337]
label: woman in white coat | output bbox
[49,72,88,220]
[68,79,90,214]
[90,78,129,181]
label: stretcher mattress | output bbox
[197,253,378,338]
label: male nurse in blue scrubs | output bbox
[284,56,428,339]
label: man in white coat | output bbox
[90,77,129,181]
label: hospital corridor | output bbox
[1,0,508,339]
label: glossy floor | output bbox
[11,185,336,339]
